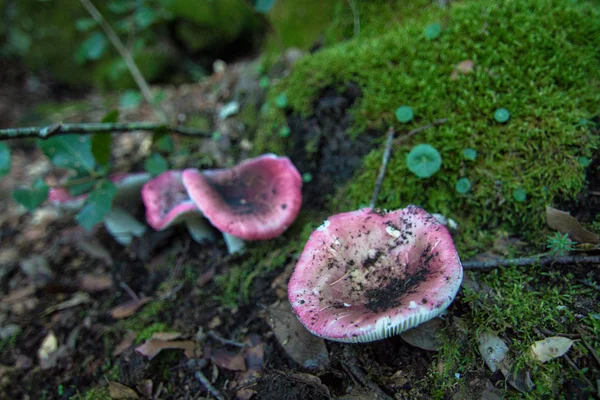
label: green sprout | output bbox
[546,232,576,257]
[406,144,442,178]
[494,108,511,123]
[578,156,592,167]
[455,178,471,194]
[425,23,442,40]
[463,148,477,161]
[395,105,414,123]
[274,92,288,109]
[513,188,527,202]
[279,126,291,138]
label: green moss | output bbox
[114,300,171,334]
[428,264,600,398]
[135,322,170,343]
[215,211,324,306]
[69,387,110,400]
[257,0,600,256]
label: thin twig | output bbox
[579,279,600,291]
[208,330,247,348]
[119,282,141,302]
[463,255,600,271]
[195,370,226,400]
[0,122,210,140]
[394,118,448,144]
[346,0,360,37]
[370,127,395,209]
[78,0,166,121]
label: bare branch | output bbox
[463,254,600,271]
[0,122,210,140]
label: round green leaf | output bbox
[120,90,143,109]
[513,188,527,202]
[425,23,442,40]
[80,32,107,61]
[0,142,11,177]
[255,0,276,13]
[144,153,169,176]
[455,178,472,194]
[578,156,592,167]
[75,180,117,231]
[279,126,291,138]
[406,144,442,178]
[395,106,414,123]
[302,172,313,183]
[494,108,510,123]
[275,93,288,109]
[11,178,49,212]
[463,148,477,161]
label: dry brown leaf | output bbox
[212,349,247,371]
[108,381,140,399]
[400,318,443,351]
[531,336,574,363]
[113,331,137,357]
[38,331,58,361]
[1,285,35,304]
[43,292,90,315]
[111,297,153,319]
[546,206,599,244]
[79,273,113,292]
[266,301,329,369]
[150,331,182,341]
[134,339,195,360]
[450,59,474,80]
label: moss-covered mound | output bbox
[257,0,600,255]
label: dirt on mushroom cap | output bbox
[288,206,463,343]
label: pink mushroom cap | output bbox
[181,154,302,240]
[288,206,463,343]
[48,172,151,210]
[141,170,200,231]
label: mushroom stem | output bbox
[185,215,217,243]
[222,233,245,254]
[103,207,147,246]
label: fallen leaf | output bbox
[113,331,137,357]
[212,348,247,371]
[400,318,443,351]
[135,339,195,360]
[546,206,599,244]
[108,381,140,399]
[151,331,182,341]
[476,331,508,373]
[38,331,58,361]
[477,331,533,393]
[111,297,153,319]
[43,292,90,315]
[531,336,574,363]
[197,266,215,287]
[450,59,475,80]
[79,273,113,292]
[266,301,329,369]
[1,285,35,304]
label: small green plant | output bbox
[406,144,442,178]
[462,148,477,161]
[395,105,414,123]
[424,23,442,40]
[455,178,471,194]
[274,92,288,108]
[546,232,576,257]
[513,188,527,202]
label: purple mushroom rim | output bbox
[182,154,302,240]
[287,206,463,343]
[141,170,201,231]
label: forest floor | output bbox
[1,54,600,400]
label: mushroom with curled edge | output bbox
[182,154,303,254]
[287,206,463,343]
[141,170,216,244]
[48,172,151,245]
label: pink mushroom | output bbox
[288,206,463,343]
[182,154,302,250]
[141,170,215,243]
[47,172,151,245]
